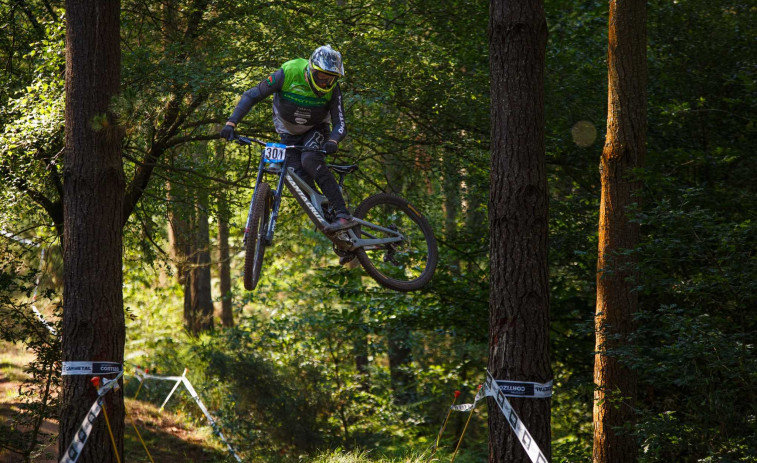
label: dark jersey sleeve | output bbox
[227,69,285,125]
[328,84,347,143]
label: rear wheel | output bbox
[243,183,273,290]
[353,193,438,291]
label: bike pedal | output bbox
[339,254,359,269]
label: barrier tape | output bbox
[2,232,59,336]
[0,229,35,246]
[495,379,553,398]
[31,247,58,335]
[134,367,243,462]
[181,377,243,462]
[448,371,551,463]
[63,361,123,376]
[450,386,486,412]
[158,369,187,412]
[483,370,549,463]
[450,379,552,412]
[60,371,123,463]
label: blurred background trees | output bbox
[0,0,754,461]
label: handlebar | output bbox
[234,135,264,146]
[234,136,324,153]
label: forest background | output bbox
[0,0,755,462]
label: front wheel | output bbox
[353,193,438,291]
[243,183,273,290]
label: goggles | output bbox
[312,69,339,89]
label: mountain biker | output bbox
[220,45,356,233]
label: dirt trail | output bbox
[0,343,231,463]
[0,343,57,462]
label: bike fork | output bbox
[264,160,288,244]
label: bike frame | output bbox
[241,137,407,253]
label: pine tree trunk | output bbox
[166,173,191,284]
[488,0,551,461]
[353,332,370,391]
[189,185,214,333]
[185,151,214,333]
[387,322,416,404]
[443,153,461,273]
[216,139,234,328]
[218,191,233,327]
[59,0,125,461]
[593,0,646,461]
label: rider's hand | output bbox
[220,123,236,141]
[324,140,338,154]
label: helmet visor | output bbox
[313,69,339,89]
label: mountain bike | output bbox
[236,136,438,292]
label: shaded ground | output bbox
[0,342,234,462]
[123,398,232,462]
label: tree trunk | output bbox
[443,153,461,273]
[166,171,191,284]
[185,151,214,333]
[488,0,551,461]
[187,200,214,333]
[59,1,124,462]
[593,0,646,461]
[353,331,370,391]
[387,322,416,404]
[217,191,233,327]
[216,140,233,328]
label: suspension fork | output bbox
[265,159,288,243]
[244,157,269,238]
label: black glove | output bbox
[324,140,338,154]
[220,124,236,141]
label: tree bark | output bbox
[593,0,646,461]
[216,139,233,328]
[387,322,416,404]
[353,330,370,391]
[59,0,125,461]
[187,191,214,333]
[488,0,551,461]
[443,152,461,274]
[166,169,191,284]
[184,150,214,334]
[217,190,233,327]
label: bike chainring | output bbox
[332,243,353,257]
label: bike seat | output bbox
[328,164,359,174]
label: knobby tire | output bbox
[243,182,272,291]
[353,193,438,291]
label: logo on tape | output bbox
[65,364,92,374]
[94,362,121,374]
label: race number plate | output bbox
[263,143,286,163]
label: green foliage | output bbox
[614,189,757,462]
[0,0,754,460]
[0,20,65,233]
[0,240,61,461]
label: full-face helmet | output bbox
[306,45,344,97]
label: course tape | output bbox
[450,386,486,412]
[2,234,59,336]
[63,361,123,376]
[449,372,550,463]
[0,229,35,246]
[495,379,553,398]
[30,248,59,336]
[60,371,123,463]
[484,370,549,463]
[134,367,243,462]
[181,377,243,462]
